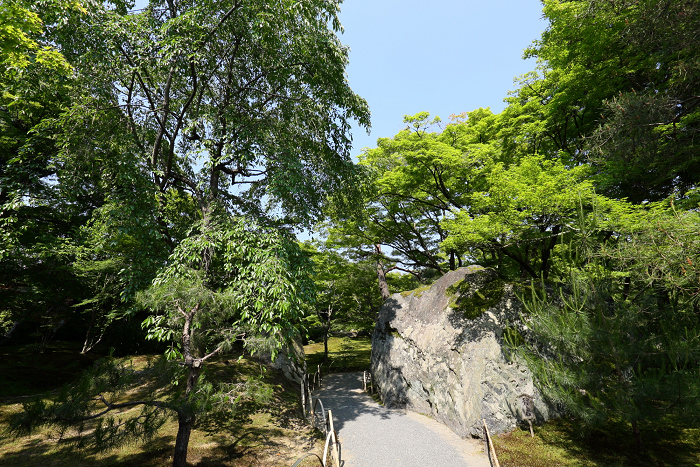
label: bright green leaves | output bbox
[0,0,81,72]
[507,0,700,200]
[139,215,313,360]
[343,111,499,276]
[0,2,43,69]
[442,155,595,278]
[302,241,382,338]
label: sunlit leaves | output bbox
[139,214,313,359]
[442,155,595,278]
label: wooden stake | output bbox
[483,419,500,467]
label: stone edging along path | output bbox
[312,372,491,467]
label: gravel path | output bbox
[311,372,491,467]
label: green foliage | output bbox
[327,110,498,279]
[600,200,700,301]
[387,270,421,294]
[504,0,700,200]
[514,205,700,445]
[442,155,595,279]
[301,241,381,356]
[0,0,79,72]
[75,0,370,227]
[446,275,505,320]
[140,215,313,359]
[0,2,80,345]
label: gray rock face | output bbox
[371,266,553,438]
[256,336,307,384]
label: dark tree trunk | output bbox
[173,411,195,467]
[632,419,642,452]
[540,225,561,280]
[374,244,390,302]
[171,364,201,466]
[173,309,201,467]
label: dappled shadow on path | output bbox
[311,372,491,467]
[311,372,397,433]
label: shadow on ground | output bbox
[310,372,394,433]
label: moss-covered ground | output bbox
[304,336,372,373]
[0,341,322,466]
[494,417,700,467]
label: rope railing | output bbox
[293,397,340,467]
[293,364,340,467]
[483,418,501,467]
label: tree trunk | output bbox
[540,225,561,280]
[172,364,200,467]
[173,411,195,467]
[632,419,642,452]
[374,244,390,302]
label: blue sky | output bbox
[337,0,548,157]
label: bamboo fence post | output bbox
[327,409,340,466]
[301,376,306,418]
[483,419,500,467]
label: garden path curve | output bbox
[312,372,491,467]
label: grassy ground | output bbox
[0,341,322,466]
[494,417,700,467]
[303,336,371,373]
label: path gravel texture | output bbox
[311,372,491,467]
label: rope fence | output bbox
[293,366,340,467]
[297,368,504,467]
[483,418,501,467]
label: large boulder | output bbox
[371,266,553,438]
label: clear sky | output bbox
[337,0,548,157]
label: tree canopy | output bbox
[5,0,700,459]
[318,0,700,448]
[4,0,369,465]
